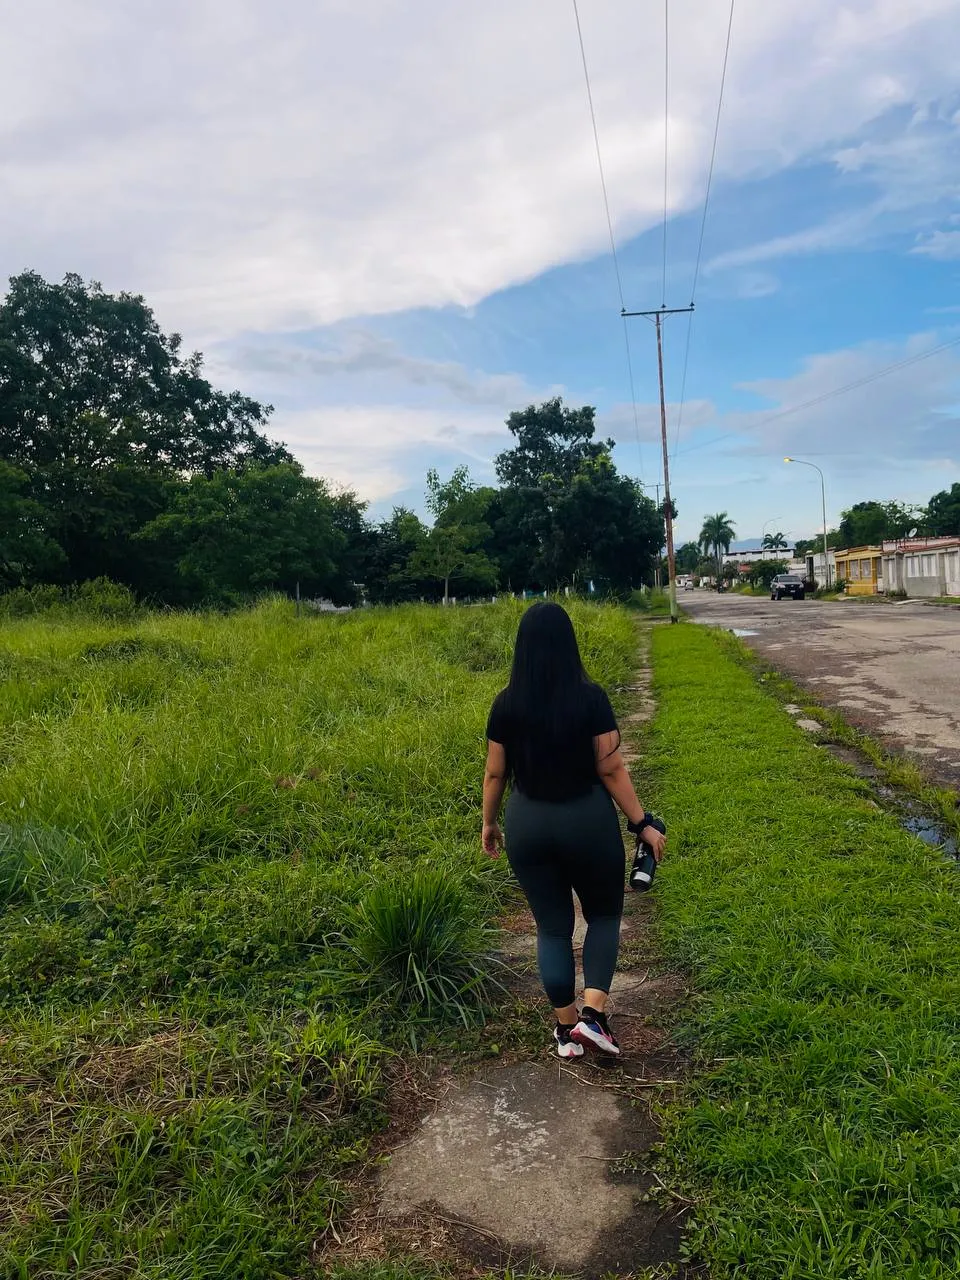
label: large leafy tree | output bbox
[489,398,658,590]
[495,398,612,490]
[761,531,788,552]
[836,500,920,547]
[700,512,736,578]
[136,463,341,603]
[0,271,290,587]
[549,455,661,591]
[926,483,960,537]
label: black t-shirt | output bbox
[486,682,619,803]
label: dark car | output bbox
[771,573,805,601]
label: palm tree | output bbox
[762,531,788,552]
[700,512,737,580]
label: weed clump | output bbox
[346,867,495,1033]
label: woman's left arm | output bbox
[482,740,507,857]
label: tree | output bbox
[926,483,960,537]
[549,455,662,592]
[495,398,613,490]
[748,558,789,589]
[699,512,736,579]
[0,271,290,589]
[364,508,431,604]
[484,485,549,592]
[0,272,287,476]
[324,490,376,605]
[836,500,920,548]
[0,461,65,588]
[136,463,341,603]
[761,531,788,552]
[409,467,497,603]
[794,531,841,559]
[675,542,700,575]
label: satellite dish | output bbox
[908,527,918,538]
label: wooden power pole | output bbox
[622,304,694,624]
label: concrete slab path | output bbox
[376,644,692,1278]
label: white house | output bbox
[803,547,837,587]
[721,546,795,566]
[882,537,960,598]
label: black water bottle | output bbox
[629,816,666,893]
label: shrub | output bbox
[0,584,64,617]
[73,576,138,619]
[346,867,496,1034]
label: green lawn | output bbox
[0,598,635,1278]
[649,623,960,1279]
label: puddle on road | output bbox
[730,628,759,637]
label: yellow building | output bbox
[835,545,883,595]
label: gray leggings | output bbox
[504,785,625,1008]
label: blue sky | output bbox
[3,0,959,546]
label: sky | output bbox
[2,0,959,546]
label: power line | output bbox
[571,0,645,482]
[689,0,736,308]
[671,0,736,461]
[661,0,669,310]
[678,332,960,458]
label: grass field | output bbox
[0,598,635,1279]
[648,623,960,1279]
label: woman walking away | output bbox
[482,602,666,1059]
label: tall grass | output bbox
[0,596,634,1276]
[649,623,960,1279]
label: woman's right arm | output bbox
[595,731,667,859]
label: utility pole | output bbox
[622,305,694,624]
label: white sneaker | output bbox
[554,1023,585,1059]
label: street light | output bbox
[784,457,830,587]
[761,515,782,561]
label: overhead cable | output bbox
[671,0,736,460]
[678,332,960,458]
[572,0,645,481]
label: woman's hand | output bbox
[640,824,667,863]
[482,823,504,858]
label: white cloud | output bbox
[273,404,513,502]
[912,229,960,259]
[2,0,959,341]
[719,332,960,463]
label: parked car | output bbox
[771,573,806,601]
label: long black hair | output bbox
[498,602,600,784]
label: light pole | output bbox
[761,515,782,562]
[784,457,830,587]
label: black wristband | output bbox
[627,811,656,836]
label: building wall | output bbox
[837,550,882,595]
[882,544,960,598]
[905,575,943,598]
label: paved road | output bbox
[682,591,960,790]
